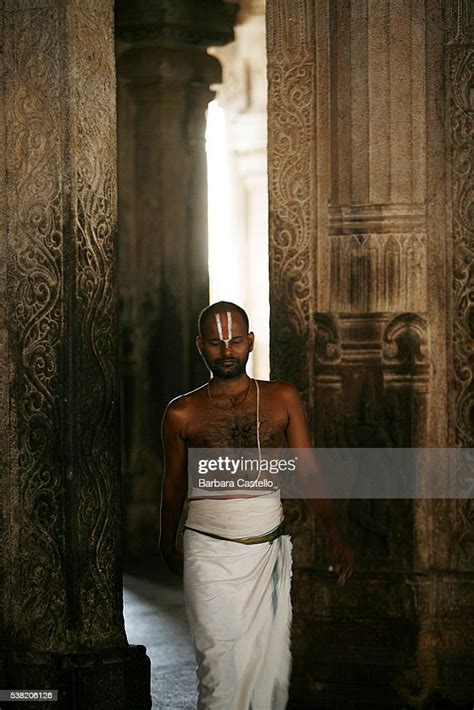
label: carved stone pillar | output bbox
[115,1,238,556]
[267,0,473,706]
[0,1,150,707]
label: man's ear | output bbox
[248,332,255,352]
[196,335,203,355]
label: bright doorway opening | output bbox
[206,99,270,379]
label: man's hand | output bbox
[160,401,188,580]
[328,535,353,587]
[160,547,184,578]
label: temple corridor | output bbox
[0,1,472,707]
[123,561,196,710]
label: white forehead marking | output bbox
[214,311,232,347]
[214,313,223,340]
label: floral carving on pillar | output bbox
[446,0,474,592]
[2,0,123,650]
[447,0,474,448]
[267,0,317,401]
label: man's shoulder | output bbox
[165,385,207,418]
[258,379,301,402]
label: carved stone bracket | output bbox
[313,312,432,448]
[382,313,430,367]
[314,313,341,364]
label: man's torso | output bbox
[181,379,288,449]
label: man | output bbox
[160,301,353,709]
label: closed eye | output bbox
[207,337,244,345]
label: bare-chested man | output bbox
[160,301,353,710]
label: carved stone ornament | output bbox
[447,0,474,447]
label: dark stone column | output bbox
[0,1,150,707]
[115,0,238,557]
[267,0,473,707]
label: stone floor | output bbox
[123,558,198,710]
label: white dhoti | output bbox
[183,493,293,710]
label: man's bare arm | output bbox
[159,401,188,575]
[282,384,353,586]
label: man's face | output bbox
[197,310,254,379]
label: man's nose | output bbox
[221,340,232,354]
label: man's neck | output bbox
[208,372,250,395]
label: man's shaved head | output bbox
[198,301,249,336]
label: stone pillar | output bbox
[115,1,238,557]
[267,0,473,707]
[0,1,150,707]
[209,0,269,378]
[447,0,474,450]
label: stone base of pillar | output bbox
[288,653,473,709]
[0,645,151,710]
[426,652,474,710]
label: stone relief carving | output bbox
[3,0,122,649]
[267,1,317,398]
[447,0,474,577]
[266,0,470,704]
[268,62,314,335]
[447,1,474,448]
[268,0,433,560]
[5,0,66,647]
[314,313,341,364]
[330,233,427,312]
[382,313,430,366]
[70,1,122,644]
